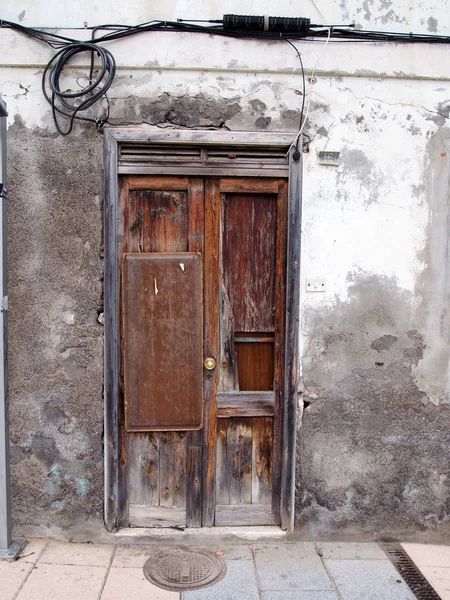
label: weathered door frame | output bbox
[103,127,302,532]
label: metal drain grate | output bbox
[381,543,442,600]
[143,548,226,591]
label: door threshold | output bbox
[115,526,286,544]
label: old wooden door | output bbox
[118,174,287,528]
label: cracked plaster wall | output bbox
[1,3,450,539]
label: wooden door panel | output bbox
[122,253,203,431]
[120,175,204,527]
[213,178,285,526]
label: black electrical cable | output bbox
[284,40,305,159]
[284,40,306,130]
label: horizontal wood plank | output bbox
[109,128,295,147]
[216,392,274,417]
[220,178,280,194]
[119,166,288,177]
[215,504,278,526]
[126,175,189,190]
[129,504,186,527]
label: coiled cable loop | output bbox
[42,42,116,135]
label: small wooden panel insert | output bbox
[216,392,274,417]
[215,504,277,526]
[122,252,203,431]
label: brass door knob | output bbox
[203,357,216,370]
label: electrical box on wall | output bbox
[306,278,326,292]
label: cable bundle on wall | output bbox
[42,42,115,135]
[2,15,450,135]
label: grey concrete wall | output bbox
[7,125,105,536]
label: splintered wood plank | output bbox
[122,253,203,430]
[144,190,188,252]
[129,505,187,528]
[128,190,145,252]
[215,419,229,505]
[273,178,288,520]
[219,284,238,392]
[215,504,277,526]
[159,431,187,508]
[186,446,202,527]
[126,433,160,507]
[222,193,277,332]
[186,177,204,528]
[202,178,220,526]
[252,417,273,505]
[188,178,205,254]
[117,177,129,527]
[216,392,274,417]
[227,418,253,505]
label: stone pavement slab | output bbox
[0,560,34,600]
[261,592,339,600]
[402,542,450,568]
[419,566,450,600]
[182,560,259,600]
[253,542,334,591]
[402,543,450,599]
[17,538,48,563]
[317,542,386,560]
[38,540,113,566]
[101,566,179,600]
[15,563,107,600]
[112,545,155,568]
[324,558,415,600]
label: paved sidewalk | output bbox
[0,538,447,600]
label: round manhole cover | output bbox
[143,549,226,591]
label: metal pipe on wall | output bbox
[0,97,24,560]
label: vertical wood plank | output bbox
[117,176,130,527]
[126,433,159,506]
[215,419,229,505]
[145,190,188,252]
[128,190,144,252]
[222,194,277,332]
[104,130,119,531]
[219,194,238,393]
[252,417,273,505]
[186,446,202,527]
[188,178,205,255]
[272,178,288,523]
[281,156,301,532]
[202,178,220,526]
[159,431,187,507]
[227,418,252,505]
[186,177,204,528]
